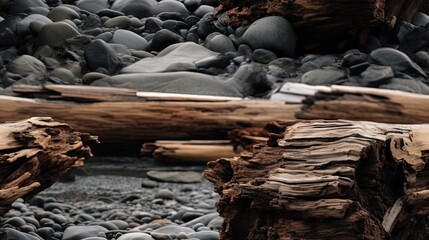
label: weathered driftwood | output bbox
[0,92,298,153]
[141,140,237,164]
[298,85,429,124]
[217,0,425,51]
[205,120,429,239]
[0,117,97,215]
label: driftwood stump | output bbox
[205,120,429,239]
[0,117,97,215]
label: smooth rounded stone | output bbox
[91,72,244,96]
[111,0,156,18]
[83,27,103,36]
[117,232,154,240]
[145,17,163,33]
[7,55,46,80]
[63,226,108,240]
[147,29,183,52]
[108,220,129,230]
[342,51,368,67]
[412,12,429,27]
[237,44,252,58]
[251,48,277,64]
[369,47,427,78]
[47,6,80,22]
[153,0,190,17]
[231,63,273,97]
[147,171,203,183]
[349,62,370,76]
[152,225,195,235]
[300,55,336,72]
[5,0,49,15]
[0,228,40,240]
[162,20,189,33]
[193,5,215,18]
[36,227,55,239]
[379,78,429,94]
[50,68,75,84]
[81,238,107,240]
[157,12,184,21]
[359,65,394,87]
[17,14,52,36]
[97,9,124,18]
[141,178,160,188]
[241,16,295,57]
[196,13,215,39]
[130,17,143,28]
[184,0,201,12]
[112,29,149,50]
[121,42,217,73]
[90,221,119,230]
[195,54,231,69]
[95,32,113,42]
[413,51,429,68]
[301,69,346,86]
[76,0,109,13]
[43,202,76,211]
[188,231,219,240]
[154,188,175,199]
[201,0,219,7]
[204,34,235,53]
[132,50,155,58]
[75,213,96,222]
[181,213,219,228]
[207,216,223,230]
[29,21,46,35]
[4,217,26,227]
[36,22,80,47]
[22,217,40,228]
[104,16,131,29]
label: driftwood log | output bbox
[216,0,426,51]
[205,120,429,239]
[0,117,97,215]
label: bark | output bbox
[0,117,97,215]
[297,85,429,124]
[205,120,429,239]
[141,140,237,164]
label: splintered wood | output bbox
[0,117,97,215]
[205,120,429,239]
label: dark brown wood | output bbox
[205,120,429,239]
[0,117,97,215]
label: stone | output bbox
[117,232,154,240]
[152,0,190,17]
[76,0,109,13]
[130,17,143,28]
[413,51,429,69]
[369,47,427,78]
[196,14,215,39]
[112,29,149,50]
[181,213,219,228]
[82,72,109,84]
[251,49,277,64]
[188,231,219,240]
[6,0,49,15]
[17,14,52,36]
[7,55,46,80]
[411,12,429,27]
[207,216,223,230]
[104,16,131,29]
[231,63,273,97]
[379,78,429,94]
[195,54,231,69]
[121,42,217,73]
[241,16,295,57]
[50,68,76,84]
[342,51,368,67]
[111,0,156,18]
[162,20,189,33]
[157,12,184,21]
[300,55,336,72]
[47,6,80,22]
[4,217,26,227]
[146,171,203,183]
[145,17,163,33]
[62,226,108,240]
[36,22,80,47]
[204,34,235,53]
[184,0,201,12]
[95,32,113,42]
[359,65,394,87]
[36,227,55,239]
[193,5,215,18]
[154,188,176,200]
[301,69,346,86]
[349,62,370,76]
[152,225,195,234]
[147,29,183,52]
[0,228,40,240]
[97,9,125,18]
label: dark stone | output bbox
[85,39,121,74]
[0,28,16,47]
[152,0,190,18]
[184,0,201,12]
[300,55,336,72]
[399,25,429,54]
[301,69,346,86]
[349,62,371,76]
[195,54,231,68]
[379,78,429,94]
[359,65,394,87]
[97,9,125,18]
[342,51,368,67]
[145,17,163,33]
[196,13,215,40]
[251,48,277,64]
[76,0,109,13]
[147,29,183,52]
[193,5,215,18]
[412,12,429,27]
[161,20,189,33]
[111,0,156,18]
[157,12,184,21]
[185,15,200,27]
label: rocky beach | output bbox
[2,0,429,239]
